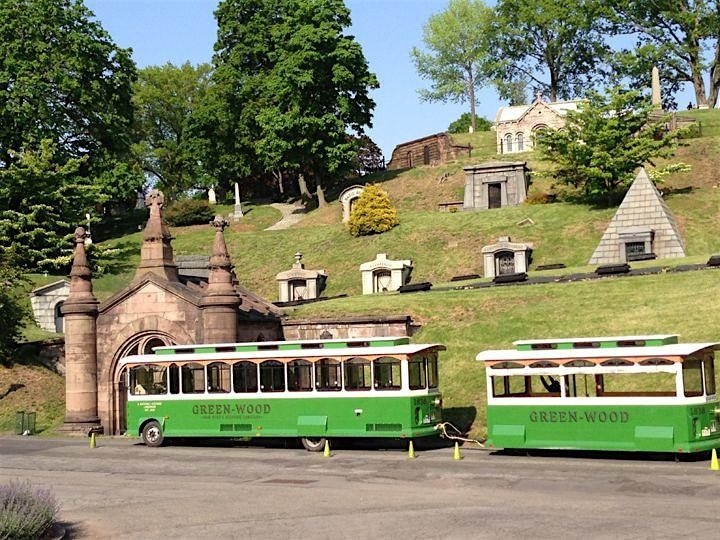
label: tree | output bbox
[535,88,684,205]
[411,0,493,132]
[352,135,385,176]
[132,62,213,200]
[0,0,136,170]
[608,1,720,109]
[204,0,378,205]
[448,112,492,133]
[347,184,398,237]
[490,0,610,101]
[0,256,29,365]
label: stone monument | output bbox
[339,185,365,222]
[275,252,327,302]
[651,66,662,109]
[233,182,243,221]
[360,253,413,295]
[481,237,532,278]
[463,162,531,210]
[208,186,217,205]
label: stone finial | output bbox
[64,226,98,311]
[295,251,303,263]
[209,216,232,271]
[135,189,178,281]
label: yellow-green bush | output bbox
[347,184,399,237]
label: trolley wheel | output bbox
[142,420,164,447]
[300,437,327,452]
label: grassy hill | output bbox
[6,108,720,436]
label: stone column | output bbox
[651,66,662,109]
[200,216,240,343]
[60,227,101,434]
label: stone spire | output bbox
[60,227,101,433]
[200,216,240,343]
[135,189,178,282]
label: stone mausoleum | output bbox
[275,252,327,302]
[60,190,281,435]
[30,280,70,333]
[387,133,471,170]
[463,161,531,210]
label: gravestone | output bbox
[589,168,685,265]
[208,186,217,205]
[359,253,413,295]
[339,185,365,222]
[481,237,532,278]
[463,162,530,210]
[276,252,327,302]
[232,182,243,220]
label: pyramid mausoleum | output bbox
[589,168,686,265]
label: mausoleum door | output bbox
[423,145,430,165]
[54,301,64,333]
[289,279,307,301]
[495,251,515,275]
[373,269,392,293]
[488,183,502,209]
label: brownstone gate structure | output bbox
[61,191,281,435]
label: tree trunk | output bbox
[708,41,720,108]
[316,181,327,208]
[467,66,476,132]
[297,172,311,200]
[690,51,709,107]
[272,170,284,196]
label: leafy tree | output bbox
[490,0,610,101]
[0,140,102,270]
[0,256,29,365]
[352,135,385,176]
[608,1,720,109]
[536,88,684,205]
[132,62,213,200]
[411,0,493,132]
[0,0,136,169]
[347,184,399,237]
[448,112,492,133]
[204,0,378,206]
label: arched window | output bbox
[181,363,205,393]
[373,357,402,390]
[260,360,285,392]
[287,359,313,392]
[516,133,524,152]
[233,361,258,393]
[344,358,371,390]
[207,362,231,393]
[423,145,430,165]
[505,133,513,152]
[315,358,341,391]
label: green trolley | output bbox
[478,335,720,453]
[121,336,444,450]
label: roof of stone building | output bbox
[495,99,583,124]
[30,279,69,296]
[588,168,686,265]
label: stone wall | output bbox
[18,338,66,375]
[282,315,416,340]
[387,133,471,170]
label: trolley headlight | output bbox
[434,397,442,406]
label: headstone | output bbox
[275,252,327,302]
[233,182,243,220]
[589,168,685,265]
[359,253,413,295]
[84,213,92,246]
[208,186,217,205]
[481,237,532,278]
[651,66,662,109]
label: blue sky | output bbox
[84,0,501,159]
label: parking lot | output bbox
[2,436,720,539]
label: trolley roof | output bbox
[119,343,446,367]
[477,342,719,363]
[512,334,679,351]
[152,336,411,355]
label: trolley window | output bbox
[492,375,528,397]
[315,358,341,391]
[169,363,179,394]
[260,360,285,392]
[704,356,716,396]
[129,364,167,395]
[427,355,439,389]
[207,362,231,393]
[409,357,427,390]
[600,372,677,397]
[232,361,258,393]
[181,363,205,394]
[373,357,401,390]
[344,358,371,391]
[287,360,313,392]
[683,358,704,397]
[530,375,561,397]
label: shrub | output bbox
[524,191,557,205]
[347,184,399,237]
[0,480,58,540]
[164,199,215,227]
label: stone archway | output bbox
[110,331,176,435]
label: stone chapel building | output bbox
[60,190,281,435]
[494,93,583,154]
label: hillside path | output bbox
[264,202,307,230]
